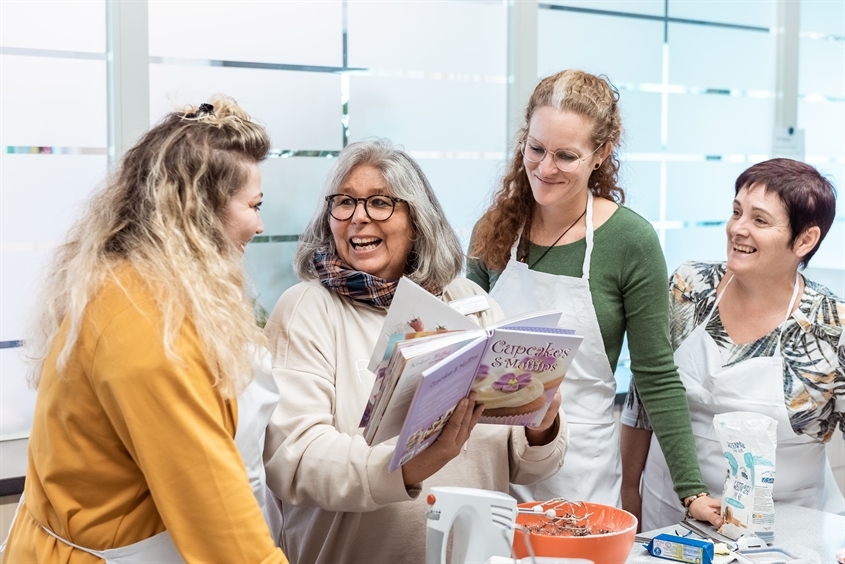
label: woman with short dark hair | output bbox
[621,158,844,530]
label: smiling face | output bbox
[330,164,414,280]
[726,184,801,277]
[221,161,264,254]
[523,106,605,210]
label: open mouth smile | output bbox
[733,243,756,254]
[351,236,382,251]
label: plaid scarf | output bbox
[313,252,442,308]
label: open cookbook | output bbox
[360,277,583,472]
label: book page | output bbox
[368,277,479,373]
[388,339,487,472]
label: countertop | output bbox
[626,502,845,563]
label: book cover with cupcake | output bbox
[367,278,583,472]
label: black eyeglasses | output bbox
[325,194,407,221]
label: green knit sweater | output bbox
[467,206,707,499]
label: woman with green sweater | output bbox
[467,69,721,526]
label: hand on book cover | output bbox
[524,389,561,447]
[401,393,484,487]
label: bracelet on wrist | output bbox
[681,492,708,509]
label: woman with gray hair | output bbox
[263,139,566,564]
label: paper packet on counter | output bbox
[713,411,777,544]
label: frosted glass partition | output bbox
[414,159,509,251]
[149,65,343,150]
[620,162,662,222]
[0,349,36,439]
[0,56,107,147]
[668,0,775,28]
[800,0,845,36]
[0,155,107,245]
[665,162,748,222]
[668,24,775,91]
[543,1,664,17]
[0,0,105,53]
[259,158,336,236]
[245,242,300,319]
[799,100,845,157]
[663,225,726,273]
[812,222,845,271]
[667,94,773,155]
[0,251,52,342]
[348,76,506,153]
[348,1,506,75]
[148,1,343,67]
[618,91,662,154]
[538,10,663,85]
[798,38,845,97]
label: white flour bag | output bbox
[713,411,777,544]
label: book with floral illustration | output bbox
[360,278,582,471]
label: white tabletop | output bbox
[625,503,845,563]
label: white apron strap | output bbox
[40,523,106,559]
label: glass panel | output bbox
[800,0,845,36]
[667,94,773,154]
[811,221,845,271]
[348,1,506,75]
[665,162,748,222]
[246,242,299,319]
[259,158,336,236]
[0,348,36,439]
[663,225,726,273]
[148,1,343,67]
[620,162,661,222]
[543,1,665,17]
[0,0,105,53]
[668,24,776,91]
[799,101,845,158]
[0,251,52,342]
[1,154,107,245]
[0,56,107,147]
[668,0,776,28]
[348,77,506,153]
[799,38,845,98]
[539,10,663,85]
[619,91,662,153]
[413,159,509,252]
[149,65,343,151]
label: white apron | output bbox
[0,347,281,563]
[641,274,845,531]
[490,192,621,506]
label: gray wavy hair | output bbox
[294,139,463,289]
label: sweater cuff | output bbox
[514,410,567,463]
[366,443,419,506]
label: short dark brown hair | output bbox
[735,158,837,267]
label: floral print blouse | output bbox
[622,261,845,442]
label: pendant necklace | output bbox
[528,205,588,269]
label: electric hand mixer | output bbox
[425,486,518,564]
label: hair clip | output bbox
[197,103,214,116]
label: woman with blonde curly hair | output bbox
[2,97,288,563]
[468,69,721,526]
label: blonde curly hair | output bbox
[25,95,270,398]
[471,70,624,271]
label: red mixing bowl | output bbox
[512,501,638,564]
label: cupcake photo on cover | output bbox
[471,339,575,428]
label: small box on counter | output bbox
[645,533,714,564]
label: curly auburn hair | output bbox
[471,70,625,271]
